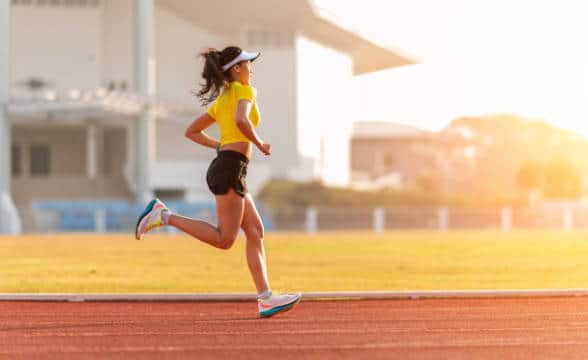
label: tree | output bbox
[517,161,544,193]
[415,174,441,194]
[543,159,582,199]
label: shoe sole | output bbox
[259,296,302,318]
[135,199,157,240]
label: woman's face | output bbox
[231,60,252,84]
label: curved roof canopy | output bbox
[156,0,415,75]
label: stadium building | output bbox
[351,121,436,191]
[0,0,412,233]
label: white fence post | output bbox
[305,207,317,234]
[373,207,384,233]
[564,206,573,232]
[95,208,106,233]
[501,207,512,233]
[438,207,448,231]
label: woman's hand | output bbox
[257,142,271,156]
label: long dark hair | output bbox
[195,46,242,106]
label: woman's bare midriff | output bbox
[220,142,252,159]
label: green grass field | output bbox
[1,231,588,293]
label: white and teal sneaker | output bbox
[258,292,302,318]
[135,199,168,240]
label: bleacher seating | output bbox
[32,200,273,232]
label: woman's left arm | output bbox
[185,113,219,149]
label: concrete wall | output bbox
[153,3,226,164]
[11,123,131,204]
[154,5,227,108]
[103,127,127,176]
[102,0,134,91]
[11,1,103,93]
[246,44,299,177]
[296,36,353,185]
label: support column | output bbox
[563,206,573,232]
[134,0,156,204]
[0,0,21,234]
[438,207,449,232]
[373,207,384,233]
[305,207,318,234]
[87,123,97,179]
[501,207,512,233]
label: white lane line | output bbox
[3,289,588,302]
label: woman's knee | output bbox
[244,221,264,241]
[218,231,238,250]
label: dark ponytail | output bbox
[195,46,243,106]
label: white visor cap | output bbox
[222,50,261,72]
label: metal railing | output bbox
[15,202,588,233]
[266,206,588,233]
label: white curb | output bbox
[2,289,588,302]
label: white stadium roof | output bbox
[352,121,431,139]
[157,0,415,75]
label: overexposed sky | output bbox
[316,0,588,135]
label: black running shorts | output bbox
[206,150,249,197]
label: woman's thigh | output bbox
[215,188,245,240]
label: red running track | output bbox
[2,297,588,359]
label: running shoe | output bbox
[258,292,302,318]
[135,198,168,240]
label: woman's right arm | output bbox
[185,113,219,150]
[235,100,271,155]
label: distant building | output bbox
[351,121,479,193]
[351,121,439,191]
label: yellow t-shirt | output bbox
[207,81,261,146]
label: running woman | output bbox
[135,46,301,318]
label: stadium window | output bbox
[11,145,21,177]
[30,144,50,176]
